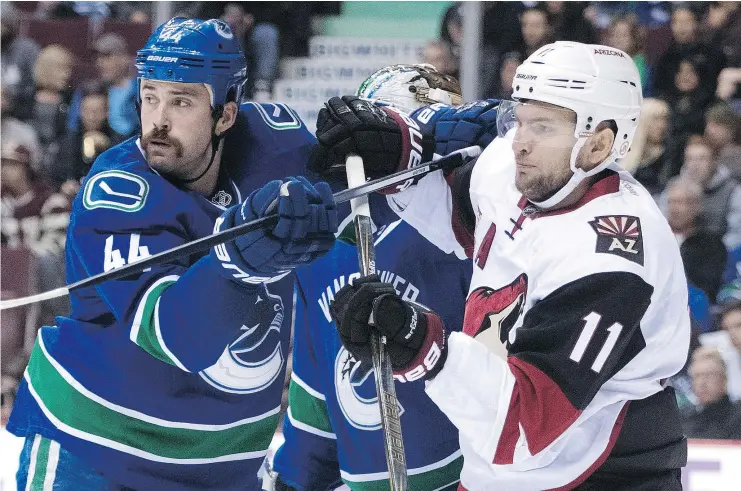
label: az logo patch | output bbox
[83,171,149,212]
[589,215,644,266]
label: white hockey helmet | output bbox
[356,63,463,114]
[497,41,643,208]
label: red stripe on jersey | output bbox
[548,402,630,490]
[446,172,475,258]
[493,357,581,464]
[458,404,629,491]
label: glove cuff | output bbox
[392,305,447,382]
[211,206,290,286]
[379,108,435,185]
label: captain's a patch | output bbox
[588,215,644,266]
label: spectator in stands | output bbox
[65,32,140,140]
[704,102,741,180]
[704,1,741,68]
[1,2,41,120]
[665,178,705,246]
[492,51,522,100]
[682,232,730,307]
[540,1,597,44]
[0,141,71,321]
[622,98,673,195]
[682,347,741,439]
[423,40,459,80]
[440,3,463,55]
[666,58,719,140]
[1,84,41,168]
[717,67,741,104]
[662,178,727,309]
[518,6,554,59]
[723,245,741,289]
[110,2,203,24]
[606,13,651,94]
[654,5,726,98]
[701,298,741,400]
[718,302,741,400]
[481,2,525,56]
[220,2,279,101]
[31,1,83,19]
[55,81,123,189]
[30,44,75,183]
[679,135,741,250]
[660,178,723,326]
[0,142,70,252]
[583,1,671,29]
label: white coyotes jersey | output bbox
[389,137,691,490]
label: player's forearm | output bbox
[149,255,260,372]
[425,332,514,458]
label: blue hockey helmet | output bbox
[135,17,247,108]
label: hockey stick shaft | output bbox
[0,146,480,310]
[346,155,407,491]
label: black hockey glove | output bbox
[330,275,447,381]
[311,96,434,186]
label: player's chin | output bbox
[514,171,535,194]
[146,148,176,164]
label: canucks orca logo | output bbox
[200,284,285,394]
[334,347,403,430]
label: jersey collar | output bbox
[518,169,621,219]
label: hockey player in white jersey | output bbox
[318,42,691,490]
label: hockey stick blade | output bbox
[0,146,480,310]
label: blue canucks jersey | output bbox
[273,194,472,490]
[8,103,312,491]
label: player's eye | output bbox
[143,95,157,105]
[172,98,191,108]
[532,123,553,135]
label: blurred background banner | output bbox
[1,2,741,490]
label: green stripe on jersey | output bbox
[25,336,280,463]
[288,378,333,434]
[28,435,51,491]
[341,452,463,491]
[130,277,181,368]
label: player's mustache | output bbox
[141,127,184,158]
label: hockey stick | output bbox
[0,146,481,310]
[346,155,407,491]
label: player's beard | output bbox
[515,159,573,202]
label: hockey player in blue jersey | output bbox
[267,65,500,491]
[7,17,338,491]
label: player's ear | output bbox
[215,101,238,135]
[583,122,615,169]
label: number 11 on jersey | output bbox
[569,312,623,373]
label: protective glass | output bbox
[496,100,579,149]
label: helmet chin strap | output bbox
[530,137,616,209]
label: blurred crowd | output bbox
[2,1,741,441]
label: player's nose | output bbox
[152,105,172,131]
[512,136,531,155]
